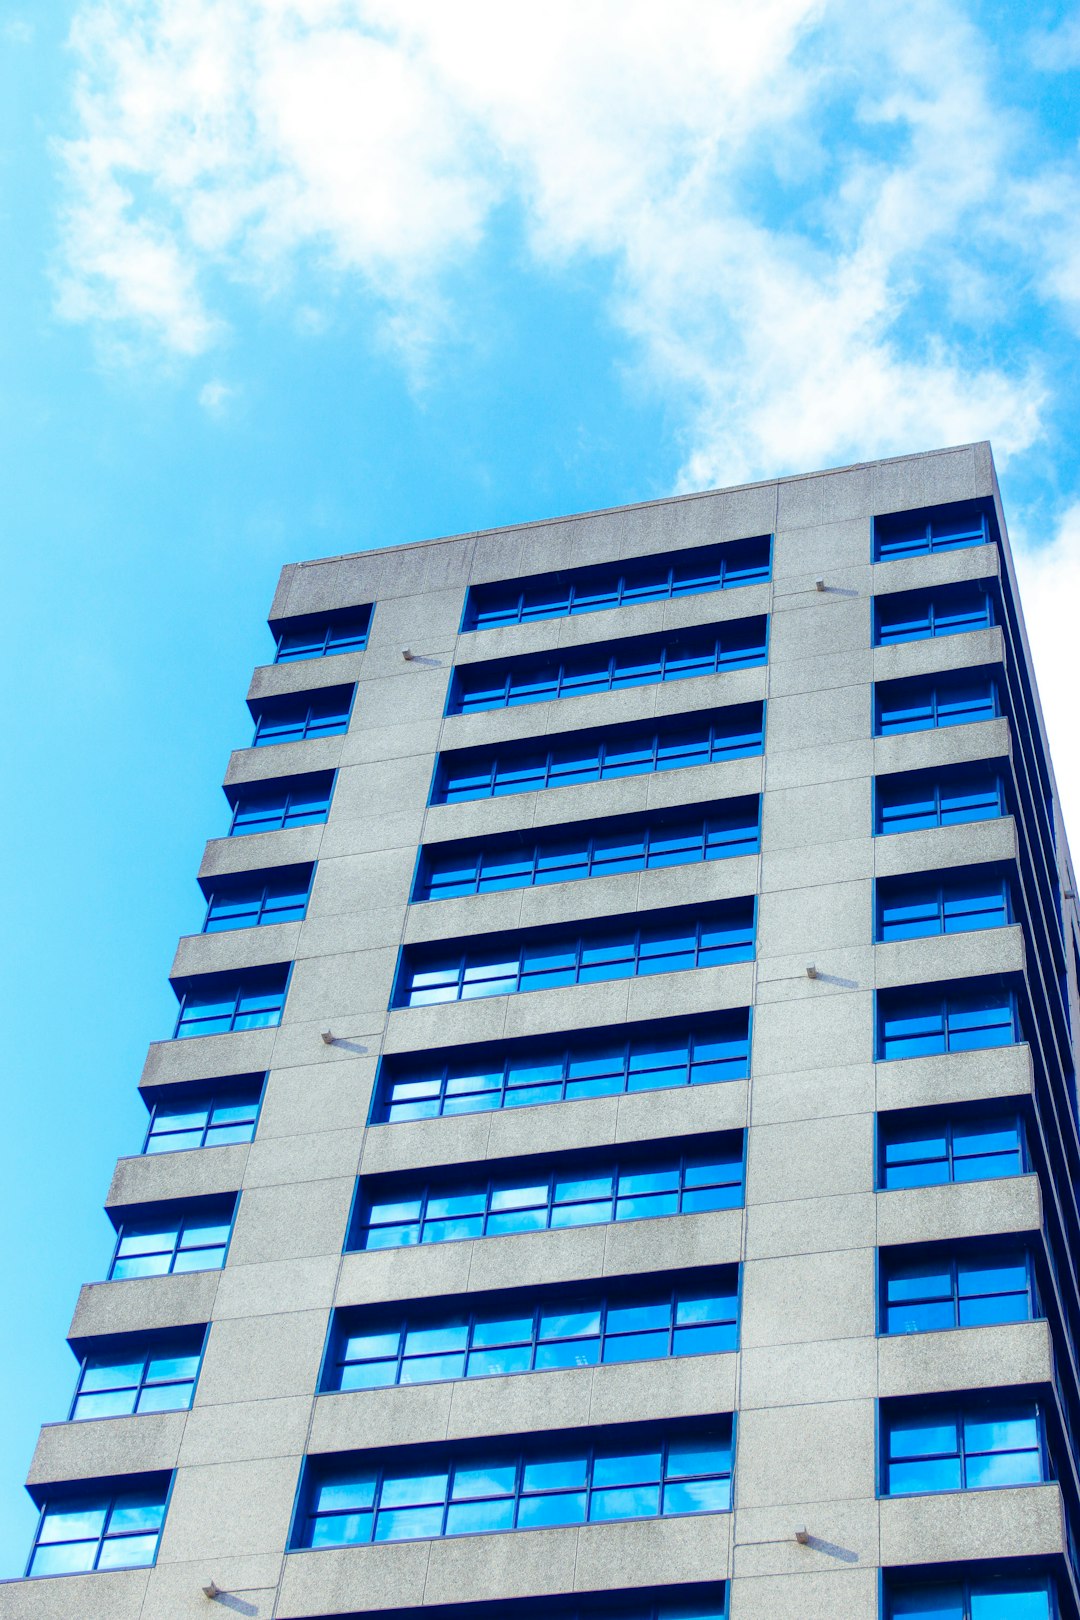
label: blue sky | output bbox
[1,0,1080,1576]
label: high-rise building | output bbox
[3,442,1079,1620]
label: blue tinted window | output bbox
[108,1201,235,1280]
[434,704,765,804]
[882,1395,1047,1496]
[272,605,372,661]
[877,985,1020,1061]
[876,873,1012,941]
[70,1330,205,1421]
[172,967,289,1038]
[875,672,1000,735]
[28,1478,170,1576]
[879,1109,1026,1190]
[327,1272,739,1391]
[227,772,334,835]
[144,1080,263,1153]
[417,801,760,901]
[353,1138,744,1252]
[296,1421,733,1548]
[886,1573,1054,1619]
[250,686,354,745]
[874,583,995,645]
[464,539,771,630]
[873,502,993,561]
[882,1245,1037,1335]
[875,765,1006,835]
[201,865,313,932]
[396,903,755,1008]
[449,621,768,715]
[373,1015,750,1124]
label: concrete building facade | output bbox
[3,441,1080,1619]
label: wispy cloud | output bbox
[55,0,1077,481]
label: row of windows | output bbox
[28,1482,170,1576]
[354,1140,744,1252]
[172,966,289,1038]
[447,620,768,715]
[326,1273,739,1392]
[272,604,371,662]
[876,872,1012,941]
[463,537,771,630]
[879,1108,1027,1190]
[299,1423,733,1548]
[108,1202,234,1281]
[200,864,313,932]
[251,685,354,746]
[396,902,755,1008]
[373,1015,750,1123]
[227,771,335,834]
[69,1330,204,1421]
[883,1247,1037,1336]
[414,800,760,902]
[883,1393,1050,1496]
[875,671,1000,735]
[143,1082,262,1153]
[874,581,996,645]
[877,984,1021,1061]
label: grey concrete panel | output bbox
[69,1272,220,1343]
[759,837,875,894]
[746,1114,874,1206]
[586,1351,738,1429]
[870,541,999,599]
[875,1043,1034,1115]
[762,737,874,791]
[756,879,872,958]
[614,1078,750,1146]
[877,1318,1052,1399]
[751,992,875,1074]
[139,1029,277,1091]
[225,1177,354,1266]
[224,733,346,787]
[740,1335,877,1410]
[728,1567,878,1620]
[749,1063,875,1128]
[773,528,872,592]
[381,998,508,1056]
[653,665,767,720]
[211,1255,340,1321]
[768,598,870,664]
[878,1482,1065,1566]
[711,479,778,543]
[309,1383,456,1454]
[741,1250,875,1347]
[336,718,443,768]
[104,1145,246,1210]
[871,443,983,514]
[281,949,398,1024]
[241,1126,362,1190]
[155,1456,299,1563]
[0,1571,149,1619]
[468,1224,613,1295]
[199,825,324,879]
[176,1396,311,1467]
[335,1242,476,1309]
[253,1057,376,1141]
[872,715,1011,778]
[422,1525,579,1608]
[872,815,1018,880]
[745,1194,877,1260]
[362,587,464,654]
[872,624,1003,684]
[662,583,772,633]
[138,1559,281,1620]
[195,1311,328,1405]
[734,1399,875,1507]
[445,1363,595,1442]
[404,888,524,945]
[873,923,1025,989]
[261,1016,385,1075]
[276,1540,429,1619]
[760,778,871,852]
[169,923,303,980]
[482,1096,618,1161]
[247,650,365,700]
[753,945,874,1003]
[767,649,874,700]
[732,1498,879,1578]
[360,1111,493,1177]
[875,1173,1042,1248]
[305,846,416,918]
[602,1210,743,1279]
[625,961,755,1025]
[501,978,634,1042]
[319,803,432,859]
[27,1411,185,1486]
[574,1512,732,1592]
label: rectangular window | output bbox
[372,1013,751,1123]
[876,984,1021,1061]
[70,1329,205,1420]
[27,1477,171,1576]
[108,1200,236,1280]
[873,500,995,562]
[250,685,354,746]
[143,1079,263,1153]
[352,1135,744,1252]
[881,1394,1049,1496]
[433,703,766,804]
[885,1570,1055,1619]
[874,671,1001,735]
[172,966,290,1038]
[878,1107,1027,1190]
[448,620,768,715]
[395,901,755,1008]
[874,764,1007,835]
[325,1269,739,1391]
[881,1244,1038,1335]
[295,1419,734,1548]
[875,871,1012,941]
[227,772,335,835]
[416,800,761,901]
[874,582,995,645]
[201,864,314,932]
[320,1595,729,1620]
[463,538,771,630]
[271,604,372,662]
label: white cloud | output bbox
[198,377,234,413]
[56,0,1071,476]
[1013,507,1080,849]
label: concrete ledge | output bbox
[872,626,1003,684]
[873,816,1018,880]
[69,1272,220,1345]
[870,543,999,599]
[27,1411,186,1487]
[877,1318,1053,1400]
[247,651,366,701]
[104,1145,247,1210]
[170,923,303,981]
[199,825,326,879]
[140,1029,277,1092]
[0,1570,150,1619]
[876,1173,1042,1249]
[224,734,347,787]
[875,1043,1034,1114]
[873,923,1025,989]
[879,1482,1065,1566]
[872,717,1011,779]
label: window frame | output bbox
[873,671,1002,737]
[249,685,356,747]
[873,582,996,646]
[271,604,373,663]
[873,765,1008,836]
[875,983,1022,1062]
[141,1078,265,1154]
[876,1105,1029,1191]
[106,1198,238,1281]
[172,965,292,1039]
[200,864,315,933]
[872,501,995,562]
[874,870,1013,943]
[879,1392,1052,1498]
[879,1242,1040,1337]
[26,1475,173,1577]
[226,771,336,836]
[883,1568,1058,1619]
[68,1328,208,1422]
